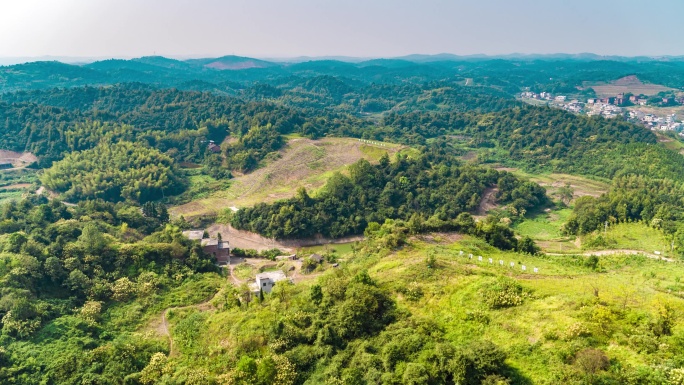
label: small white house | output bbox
[252,271,288,294]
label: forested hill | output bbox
[0,85,306,165]
[2,82,681,205]
[0,57,683,211]
[231,152,546,247]
[3,56,684,94]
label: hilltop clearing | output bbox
[170,137,404,218]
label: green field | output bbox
[513,208,573,241]
[582,222,672,255]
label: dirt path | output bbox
[475,187,499,218]
[36,186,77,206]
[153,291,221,357]
[228,261,246,286]
[547,249,675,262]
[205,223,362,252]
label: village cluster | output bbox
[182,229,332,295]
[520,91,684,132]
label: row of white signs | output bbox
[459,251,539,273]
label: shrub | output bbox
[481,277,526,309]
[574,348,609,377]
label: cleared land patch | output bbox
[587,76,674,98]
[512,170,609,201]
[170,137,403,218]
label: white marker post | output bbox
[499,260,504,266]
[522,265,527,271]
[469,254,473,259]
[478,256,483,261]
[459,251,464,256]
[488,258,493,264]
[510,262,515,267]
[533,267,539,273]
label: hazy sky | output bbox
[0,0,682,59]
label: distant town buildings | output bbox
[519,90,684,131]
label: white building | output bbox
[252,271,289,294]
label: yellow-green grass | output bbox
[513,207,582,254]
[105,273,224,332]
[296,241,358,257]
[160,235,684,382]
[581,222,672,256]
[233,263,256,280]
[0,189,25,204]
[514,208,573,241]
[170,137,403,218]
[369,238,684,382]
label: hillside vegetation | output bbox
[170,137,404,218]
[40,141,185,203]
[3,55,684,384]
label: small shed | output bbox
[276,254,298,261]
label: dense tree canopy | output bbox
[40,141,185,203]
[231,153,547,241]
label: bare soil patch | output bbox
[170,137,401,218]
[205,223,363,252]
[588,76,673,98]
[0,183,31,190]
[414,232,464,244]
[475,187,499,217]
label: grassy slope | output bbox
[170,137,403,218]
[509,171,675,257]
[133,236,684,383]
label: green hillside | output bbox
[3,55,684,384]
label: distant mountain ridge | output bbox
[3,53,684,67]
[2,53,684,94]
[186,55,278,70]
